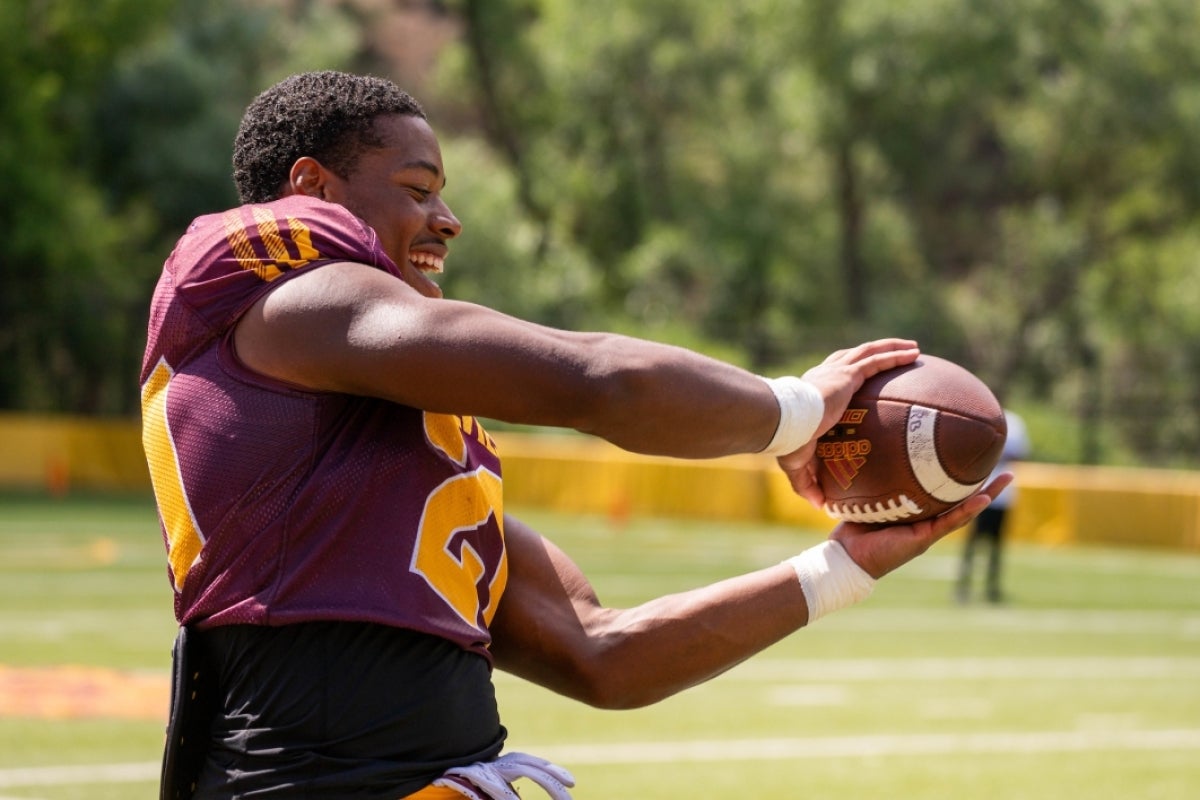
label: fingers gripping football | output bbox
[774,338,921,507]
[832,472,1014,580]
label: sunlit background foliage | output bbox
[5,0,1200,467]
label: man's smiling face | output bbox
[320,113,462,299]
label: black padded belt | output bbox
[160,626,220,800]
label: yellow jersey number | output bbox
[415,413,508,632]
[142,367,508,632]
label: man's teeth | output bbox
[410,252,444,273]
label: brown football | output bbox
[816,355,1007,525]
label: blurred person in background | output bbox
[957,409,1030,604]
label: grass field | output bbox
[1,491,1198,799]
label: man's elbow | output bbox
[561,645,678,711]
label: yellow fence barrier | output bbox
[0,414,151,494]
[1,414,1197,552]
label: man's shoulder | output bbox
[170,196,393,290]
[187,196,378,258]
[149,197,394,356]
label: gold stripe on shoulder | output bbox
[286,216,321,262]
[220,206,327,281]
[252,205,291,263]
[222,209,282,281]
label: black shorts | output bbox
[191,621,506,799]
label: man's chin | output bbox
[412,273,444,299]
[401,265,443,299]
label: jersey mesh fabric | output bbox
[140,194,508,657]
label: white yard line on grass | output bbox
[3,728,1200,788]
[832,607,1200,636]
[0,761,158,788]
[522,728,1200,765]
[725,655,1200,681]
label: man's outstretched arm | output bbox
[489,474,1011,710]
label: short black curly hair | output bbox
[232,71,426,204]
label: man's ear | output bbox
[285,157,330,199]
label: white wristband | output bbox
[784,540,876,624]
[760,376,825,456]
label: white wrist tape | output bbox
[760,376,824,456]
[784,540,876,624]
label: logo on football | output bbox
[817,355,1007,525]
[816,415,872,490]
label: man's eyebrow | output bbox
[403,159,442,178]
[399,159,446,189]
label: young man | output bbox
[142,71,1008,799]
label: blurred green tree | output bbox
[5,0,1200,466]
[0,0,361,415]
[0,0,173,413]
[767,0,1200,463]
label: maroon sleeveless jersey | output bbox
[140,195,508,660]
